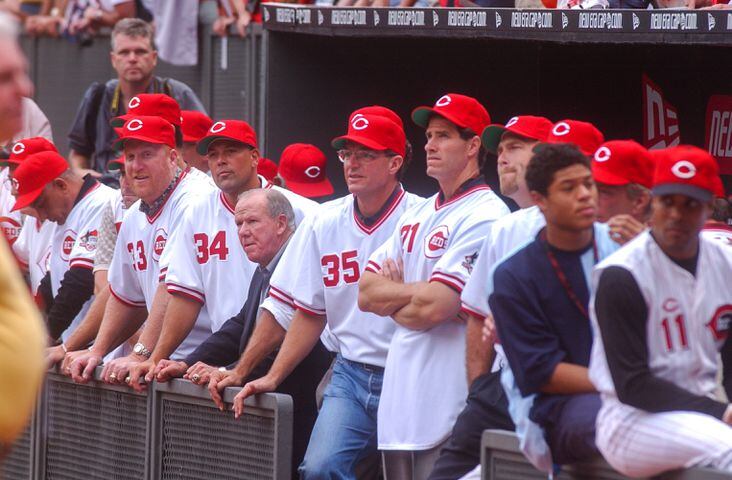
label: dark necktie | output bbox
[238,267,271,352]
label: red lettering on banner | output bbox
[705,95,732,175]
[642,74,680,150]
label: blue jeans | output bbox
[299,355,383,480]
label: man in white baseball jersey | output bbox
[47,157,139,369]
[359,93,509,478]
[12,149,117,344]
[592,140,654,245]
[5,137,58,296]
[231,108,422,480]
[589,145,732,477]
[429,114,553,480]
[67,115,212,384]
[126,119,318,388]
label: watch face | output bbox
[134,344,142,354]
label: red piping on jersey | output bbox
[269,285,295,306]
[294,299,326,316]
[259,175,274,190]
[220,191,236,215]
[166,282,205,304]
[431,270,466,288]
[146,170,188,224]
[435,185,492,211]
[460,303,486,320]
[365,260,381,273]
[353,188,406,236]
[703,222,732,233]
[69,258,94,269]
[109,285,146,308]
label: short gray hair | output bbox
[238,189,296,232]
[0,12,19,40]
[111,18,156,51]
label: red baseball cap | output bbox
[546,120,605,156]
[481,115,553,154]
[181,110,213,144]
[197,120,258,154]
[112,116,176,150]
[279,143,334,198]
[592,140,655,189]
[412,93,491,138]
[2,137,58,166]
[349,106,403,129]
[332,114,406,157]
[257,157,278,182]
[11,151,69,211]
[652,145,723,202]
[107,155,126,172]
[111,94,182,127]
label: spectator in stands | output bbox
[47,157,140,369]
[68,18,205,176]
[154,188,331,480]
[592,140,654,245]
[65,1,140,40]
[213,0,251,37]
[278,143,334,200]
[23,0,65,36]
[180,110,213,174]
[359,94,509,478]
[489,144,618,466]
[0,10,45,446]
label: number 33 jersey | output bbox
[268,187,424,368]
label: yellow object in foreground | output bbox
[0,234,45,444]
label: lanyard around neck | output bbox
[539,228,598,320]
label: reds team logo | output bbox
[662,297,680,312]
[0,217,22,245]
[79,229,98,252]
[594,147,612,163]
[671,160,696,179]
[60,229,76,261]
[128,96,141,109]
[210,121,226,134]
[126,119,144,132]
[152,228,167,262]
[552,122,571,137]
[11,142,25,155]
[708,304,732,341]
[351,116,369,131]
[505,116,519,128]
[424,225,449,259]
[304,166,321,178]
[435,95,452,107]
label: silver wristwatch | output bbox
[133,342,152,358]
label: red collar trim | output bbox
[259,175,273,190]
[703,221,732,233]
[220,191,236,215]
[353,187,405,235]
[435,184,491,211]
[146,170,187,224]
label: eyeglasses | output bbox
[337,149,384,164]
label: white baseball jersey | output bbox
[269,188,423,367]
[0,168,24,246]
[701,223,732,248]
[367,184,509,450]
[588,232,732,476]
[50,182,118,341]
[186,165,216,189]
[590,231,732,401]
[113,192,126,231]
[461,205,546,372]
[109,171,213,360]
[13,216,54,294]
[161,189,256,332]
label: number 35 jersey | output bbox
[269,187,424,368]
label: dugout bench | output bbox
[481,429,732,480]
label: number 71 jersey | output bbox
[269,188,424,368]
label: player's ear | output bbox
[531,190,547,212]
[388,155,403,177]
[250,148,259,169]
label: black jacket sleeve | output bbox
[37,272,54,314]
[595,266,727,419]
[183,307,245,367]
[67,82,104,156]
[47,267,95,341]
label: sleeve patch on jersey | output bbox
[79,229,99,252]
[461,252,478,274]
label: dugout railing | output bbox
[481,429,732,480]
[0,368,293,480]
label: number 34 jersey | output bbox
[268,187,424,368]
